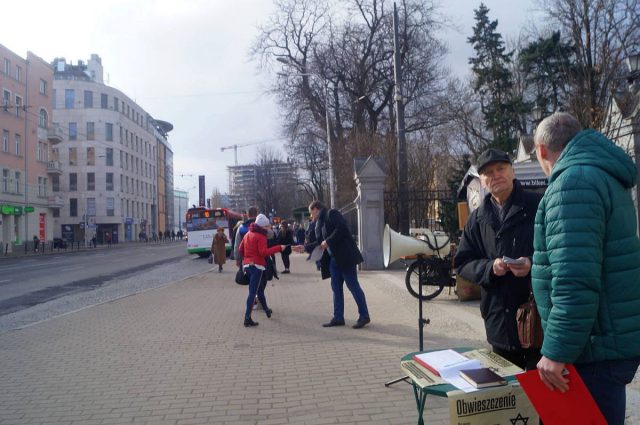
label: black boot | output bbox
[265,308,273,318]
[244,317,259,327]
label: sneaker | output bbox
[322,318,345,327]
[265,308,273,318]
[282,269,290,274]
[352,317,371,329]
[244,318,259,327]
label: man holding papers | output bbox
[454,148,542,370]
[532,112,640,425]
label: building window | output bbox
[106,197,115,216]
[38,177,48,197]
[120,174,123,192]
[84,90,93,108]
[51,175,59,192]
[15,65,21,82]
[119,150,123,168]
[106,173,114,191]
[52,208,60,218]
[15,171,21,193]
[3,59,9,74]
[119,126,123,144]
[114,96,119,111]
[69,122,77,140]
[52,89,56,109]
[105,123,113,141]
[37,142,46,161]
[69,147,77,165]
[51,147,59,161]
[2,169,8,192]
[2,90,9,111]
[101,93,108,109]
[86,122,95,140]
[39,109,48,128]
[87,197,96,216]
[14,134,20,155]
[86,147,95,165]
[87,173,95,191]
[40,79,47,95]
[70,198,78,217]
[69,173,77,191]
[64,89,74,109]
[2,130,8,152]
[14,96,21,118]
[106,148,113,166]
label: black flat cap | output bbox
[476,148,511,174]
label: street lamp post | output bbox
[276,58,336,208]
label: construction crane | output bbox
[220,140,278,165]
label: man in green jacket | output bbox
[532,112,640,425]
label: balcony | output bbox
[47,160,63,175]
[48,195,64,208]
[47,125,64,144]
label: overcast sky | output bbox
[2,0,538,206]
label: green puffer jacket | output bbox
[532,129,640,364]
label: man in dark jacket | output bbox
[308,200,370,329]
[454,148,542,370]
[234,206,258,267]
[532,112,640,424]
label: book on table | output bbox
[412,349,481,377]
[459,367,507,389]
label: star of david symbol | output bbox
[509,413,529,424]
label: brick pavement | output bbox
[0,254,638,424]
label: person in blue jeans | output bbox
[238,214,285,327]
[531,112,640,424]
[299,200,370,329]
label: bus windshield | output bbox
[186,207,243,257]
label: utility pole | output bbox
[393,3,409,235]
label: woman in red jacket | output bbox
[238,214,285,327]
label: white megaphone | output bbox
[383,224,451,267]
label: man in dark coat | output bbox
[454,149,542,370]
[308,200,370,329]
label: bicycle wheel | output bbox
[405,259,444,300]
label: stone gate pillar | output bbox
[354,156,386,270]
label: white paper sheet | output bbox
[308,245,324,262]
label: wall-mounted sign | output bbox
[0,205,22,215]
[24,206,35,213]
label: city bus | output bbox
[185,207,244,257]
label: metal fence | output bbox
[384,189,457,235]
[339,201,359,242]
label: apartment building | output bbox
[173,189,188,233]
[52,54,174,243]
[0,44,61,252]
[226,161,297,213]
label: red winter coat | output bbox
[239,225,282,268]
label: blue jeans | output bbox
[575,356,640,425]
[329,257,369,321]
[244,266,268,319]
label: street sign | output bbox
[24,206,35,213]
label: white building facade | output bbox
[51,54,173,243]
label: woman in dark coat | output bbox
[277,221,294,273]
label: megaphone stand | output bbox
[385,254,430,387]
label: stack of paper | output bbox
[413,350,483,392]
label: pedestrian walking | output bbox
[32,235,40,252]
[238,214,285,327]
[211,227,228,273]
[277,221,294,273]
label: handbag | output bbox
[235,268,249,285]
[516,292,543,349]
[207,253,213,264]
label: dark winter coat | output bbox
[454,180,542,351]
[532,129,640,364]
[315,208,363,280]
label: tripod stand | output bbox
[385,254,431,387]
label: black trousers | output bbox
[281,253,290,269]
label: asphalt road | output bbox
[0,242,213,324]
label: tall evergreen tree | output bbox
[518,31,574,115]
[467,3,522,153]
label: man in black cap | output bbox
[454,148,543,370]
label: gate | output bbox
[384,189,457,235]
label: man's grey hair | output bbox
[534,112,582,152]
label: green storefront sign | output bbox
[0,204,23,215]
[24,206,34,213]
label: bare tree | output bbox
[537,0,640,130]
[254,146,298,217]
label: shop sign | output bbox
[25,206,35,213]
[0,205,23,215]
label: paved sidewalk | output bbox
[0,254,638,424]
